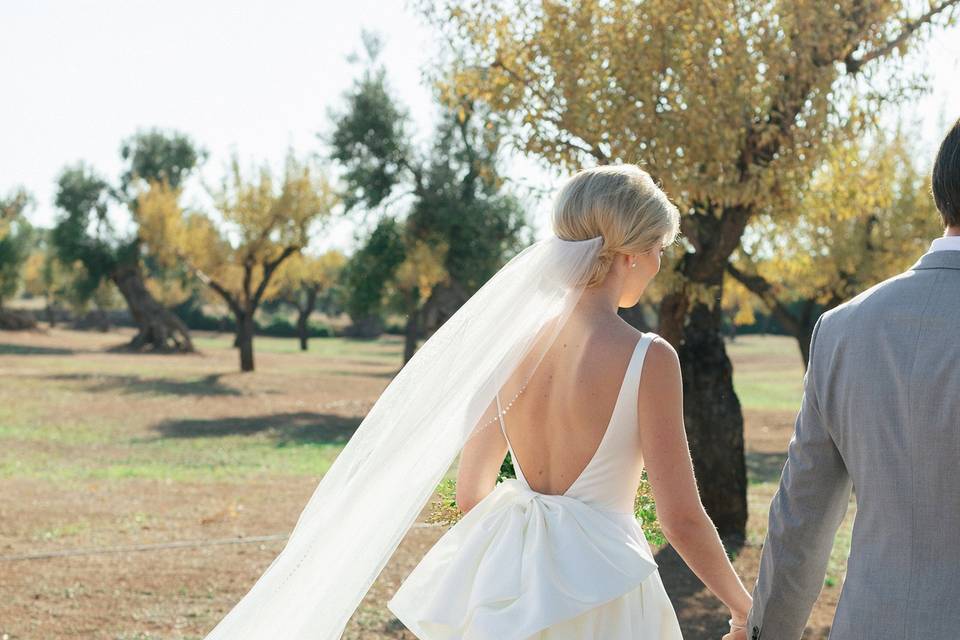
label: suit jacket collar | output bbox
[910,248,960,271]
[929,235,960,253]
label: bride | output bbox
[202,165,752,640]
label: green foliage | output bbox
[407,106,529,290]
[498,450,515,481]
[51,164,117,297]
[331,37,529,334]
[634,472,666,547]
[23,228,103,316]
[173,298,333,337]
[51,130,205,299]
[271,250,348,321]
[340,217,407,319]
[329,33,411,212]
[0,188,34,305]
[172,296,234,331]
[259,315,334,338]
[120,128,206,194]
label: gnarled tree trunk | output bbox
[297,311,309,352]
[402,290,420,365]
[45,300,58,327]
[345,314,383,338]
[0,306,36,330]
[296,287,319,352]
[657,204,752,541]
[661,290,747,541]
[111,262,193,352]
[237,312,255,372]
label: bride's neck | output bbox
[574,282,623,317]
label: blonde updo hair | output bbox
[552,165,680,287]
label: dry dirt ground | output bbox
[0,327,852,639]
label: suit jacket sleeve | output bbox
[747,314,853,640]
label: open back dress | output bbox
[388,333,683,639]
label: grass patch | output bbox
[734,370,804,412]
[0,434,343,482]
[727,335,805,412]
[0,331,402,484]
[192,333,402,359]
[31,519,91,541]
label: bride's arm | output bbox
[637,336,752,625]
[455,400,509,514]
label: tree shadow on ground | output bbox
[656,544,733,639]
[153,411,361,445]
[102,340,202,355]
[0,343,75,356]
[746,451,788,485]
[42,372,242,397]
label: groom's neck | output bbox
[946,226,960,237]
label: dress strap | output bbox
[495,391,509,438]
[631,333,654,389]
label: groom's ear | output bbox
[932,118,960,229]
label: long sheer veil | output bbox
[202,233,604,640]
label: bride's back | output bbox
[500,313,646,496]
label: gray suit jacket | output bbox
[747,248,960,640]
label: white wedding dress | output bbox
[388,333,683,639]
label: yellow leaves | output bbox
[214,152,337,256]
[138,151,339,306]
[145,275,190,307]
[182,212,229,276]
[273,249,347,298]
[137,180,185,270]
[723,276,759,327]
[393,238,450,304]
[742,126,941,306]
[425,0,941,216]
[21,251,46,296]
[0,189,31,242]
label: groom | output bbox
[737,118,960,640]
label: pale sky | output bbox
[2,1,958,252]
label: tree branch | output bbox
[563,137,609,163]
[491,57,608,164]
[180,258,242,319]
[455,100,481,201]
[252,245,299,307]
[241,256,254,309]
[845,0,960,74]
[725,261,802,336]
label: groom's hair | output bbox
[932,118,960,228]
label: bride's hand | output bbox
[725,604,749,640]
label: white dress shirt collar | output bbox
[928,234,960,253]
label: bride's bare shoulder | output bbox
[606,321,674,359]
[641,333,680,376]
[643,332,676,355]
[602,322,646,353]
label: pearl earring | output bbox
[630,262,637,268]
